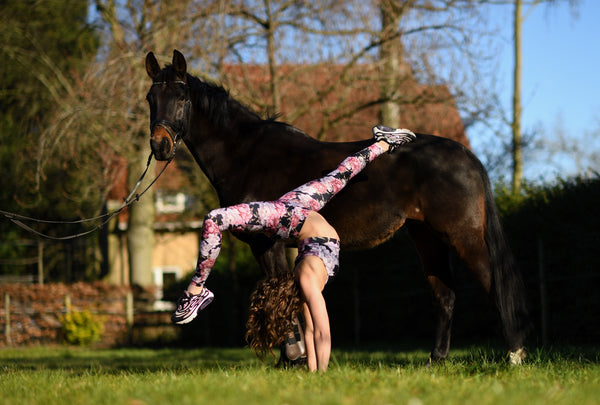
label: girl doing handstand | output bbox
[172,125,416,371]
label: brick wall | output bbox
[1,282,131,347]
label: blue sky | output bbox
[519,0,597,133]
[475,0,599,181]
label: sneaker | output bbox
[171,288,214,324]
[372,125,416,152]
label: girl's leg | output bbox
[191,201,289,287]
[173,201,292,324]
[171,203,258,324]
[278,142,386,212]
[278,128,415,211]
[188,214,223,288]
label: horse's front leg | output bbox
[426,273,456,364]
[407,222,456,365]
[247,237,290,277]
[248,238,305,368]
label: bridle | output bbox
[149,80,191,152]
[0,151,172,241]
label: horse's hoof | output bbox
[508,348,527,365]
[426,354,446,367]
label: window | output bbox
[152,266,182,310]
[155,192,187,214]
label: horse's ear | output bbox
[146,52,161,79]
[172,49,187,77]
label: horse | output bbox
[144,49,529,364]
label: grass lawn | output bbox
[1,345,598,405]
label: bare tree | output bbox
[378,0,409,127]
[512,0,524,194]
[530,114,600,178]
[202,0,490,146]
[483,0,580,192]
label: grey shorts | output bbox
[295,237,340,281]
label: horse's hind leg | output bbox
[447,226,530,362]
[407,222,456,364]
[453,230,528,363]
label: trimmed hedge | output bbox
[495,176,600,345]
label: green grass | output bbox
[1,345,599,405]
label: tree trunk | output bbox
[265,0,281,114]
[379,1,409,128]
[512,0,523,194]
[127,142,156,288]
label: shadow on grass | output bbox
[0,347,262,374]
[1,344,598,375]
[440,343,600,368]
[332,342,600,370]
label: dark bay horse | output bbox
[145,50,529,364]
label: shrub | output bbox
[59,309,105,346]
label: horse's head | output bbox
[145,49,191,161]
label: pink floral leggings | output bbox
[190,142,386,287]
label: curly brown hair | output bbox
[245,271,302,359]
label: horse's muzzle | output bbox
[150,124,175,160]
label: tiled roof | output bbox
[221,63,468,146]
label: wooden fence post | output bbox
[37,241,44,286]
[126,290,134,344]
[4,293,11,346]
[65,293,72,313]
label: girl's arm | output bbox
[301,303,317,370]
[296,256,331,372]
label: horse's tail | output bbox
[481,171,530,350]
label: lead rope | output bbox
[0,151,175,241]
